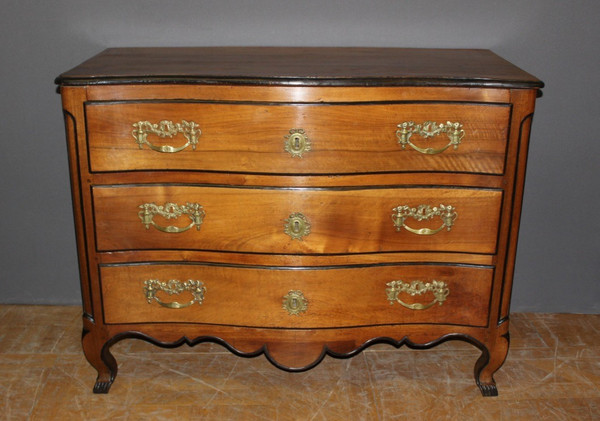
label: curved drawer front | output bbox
[100,263,493,328]
[93,185,502,254]
[86,101,510,174]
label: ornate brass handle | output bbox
[396,121,464,155]
[284,128,311,158]
[282,290,308,315]
[284,212,311,240]
[138,202,205,233]
[132,120,201,153]
[144,279,206,309]
[386,280,449,310]
[392,204,457,235]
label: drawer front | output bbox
[86,101,510,174]
[100,263,493,328]
[93,185,502,254]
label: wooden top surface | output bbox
[55,47,543,88]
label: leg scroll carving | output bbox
[82,317,118,394]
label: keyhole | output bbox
[293,220,301,233]
[290,298,298,309]
[293,135,302,150]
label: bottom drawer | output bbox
[100,263,493,328]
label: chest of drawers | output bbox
[55,47,542,395]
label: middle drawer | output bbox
[93,185,502,255]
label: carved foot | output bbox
[93,380,113,394]
[478,382,498,397]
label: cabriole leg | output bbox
[474,331,510,397]
[81,317,118,393]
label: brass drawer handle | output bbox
[138,202,205,233]
[284,128,311,157]
[386,280,449,310]
[392,204,457,235]
[132,120,201,153]
[282,290,308,315]
[144,279,206,309]
[284,212,311,240]
[396,121,464,155]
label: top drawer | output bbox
[85,101,510,175]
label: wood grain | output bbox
[56,47,543,89]
[92,185,503,254]
[86,101,510,175]
[86,84,511,103]
[100,263,493,327]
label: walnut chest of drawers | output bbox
[55,47,543,395]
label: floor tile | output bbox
[0,306,598,420]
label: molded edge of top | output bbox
[55,47,544,90]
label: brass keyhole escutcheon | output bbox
[292,220,302,234]
[282,290,308,315]
[284,128,311,158]
[284,212,311,240]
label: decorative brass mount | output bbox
[284,128,311,158]
[284,212,311,240]
[132,120,201,153]
[392,204,457,236]
[144,279,206,309]
[138,202,205,233]
[396,121,464,155]
[282,290,308,315]
[386,280,449,310]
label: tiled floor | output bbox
[0,306,598,420]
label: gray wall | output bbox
[1,1,598,312]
